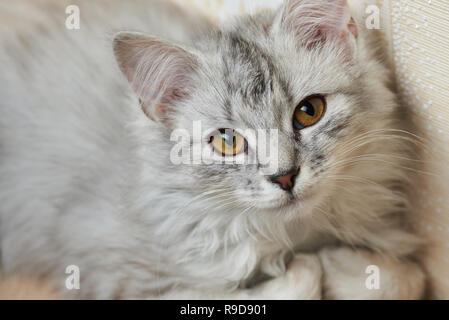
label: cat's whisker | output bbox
[339,128,425,147]
[335,128,443,159]
[327,156,439,178]
[179,191,243,217]
[329,154,413,169]
[203,197,245,212]
[173,188,235,216]
[342,128,429,145]
[325,174,385,188]
[237,204,255,218]
[332,153,432,166]
[330,182,406,206]
[337,134,426,157]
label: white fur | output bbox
[0,0,425,299]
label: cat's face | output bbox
[114,0,377,216]
[172,35,362,213]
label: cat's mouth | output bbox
[275,190,312,210]
[276,187,318,210]
[252,186,317,211]
[280,197,299,209]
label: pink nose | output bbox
[272,172,296,191]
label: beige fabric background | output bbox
[382,0,449,299]
[173,0,449,298]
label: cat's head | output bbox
[114,0,394,218]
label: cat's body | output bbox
[0,0,425,299]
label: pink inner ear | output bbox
[114,33,197,121]
[348,17,358,39]
[134,42,197,120]
[282,0,356,54]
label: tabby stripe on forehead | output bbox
[227,33,275,103]
[221,32,295,123]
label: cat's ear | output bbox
[113,32,198,121]
[279,0,358,59]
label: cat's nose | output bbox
[270,170,297,192]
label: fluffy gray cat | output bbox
[0,0,425,299]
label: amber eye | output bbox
[293,95,326,130]
[210,129,247,156]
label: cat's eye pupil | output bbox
[221,133,234,146]
[301,103,315,117]
[210,129,247,157]
[293,95,326,130]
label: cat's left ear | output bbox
[113,32,199,122]
[278,0,358,59]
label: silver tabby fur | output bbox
[0,0,425,299]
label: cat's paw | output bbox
[318,247,425,299]
[255,254,322,300]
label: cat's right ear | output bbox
[113,32,199,122]
[277,0,358,60]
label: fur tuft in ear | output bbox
[280,0,357,58]
[113,32,198,121]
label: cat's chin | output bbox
[259,188,322,218]
[257,191,315,212]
